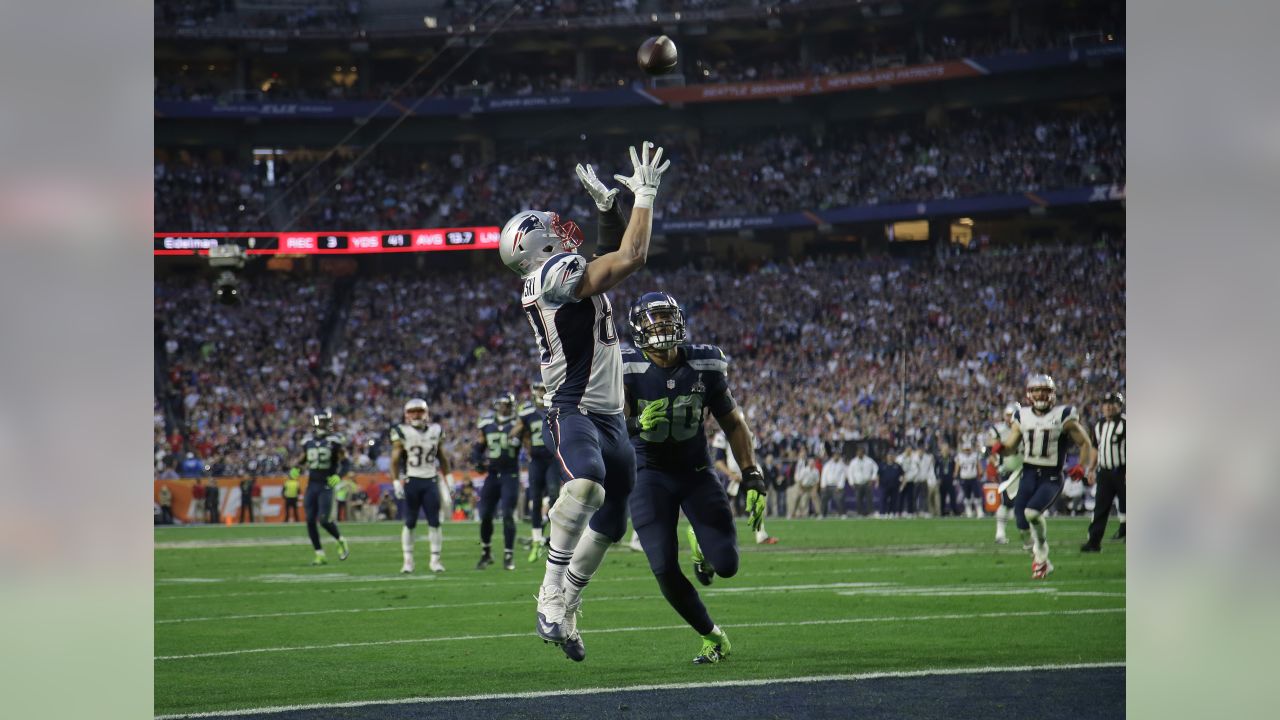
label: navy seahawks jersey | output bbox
[302,433,346,483]
[478,417,520,473]
[622,344,736,472]
[517,400,551,459]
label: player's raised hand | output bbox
[575,163,620,212]
[613,140,671,209]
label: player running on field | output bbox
[289,411,351,565]
[994,374,1096,579]
[623,291,771,664]
[473,393,522,571]
[498,140,671,661]
[390,398,453,574]
[511,381,561,562]
[988,402,1031,550]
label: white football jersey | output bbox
[956,450,982,479]
[1016,404,1079,469]
[521,252,623,415]
[712,430,751,476]
[391,422,443,479]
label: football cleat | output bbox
[476,552,494,570]
[429,558,446,573]
[560,598,585,662]
[527,541,545,563]
[688,526,714,586]
[757,536,779,545]
[1031,560,1055,579]
[337,538,351,561]
[995,536,1009,545]
[504,551,516,571]
[693,631,732,665]
[536,584,566,643]
[1112,526,1126,541]
[400,561,414,574]
[1080,544,1101,553]
[311,552,327,566]
[629,533,644,552]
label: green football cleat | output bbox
[693,630,731,665]
[687,526,714,586]
[337,538,350,561]
[528,541,545,563]
[311,552,327,566]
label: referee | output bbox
[1082,391,1126,552]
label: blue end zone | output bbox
[180,665,1124,720]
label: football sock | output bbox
[995,505,1009,540]
[306,521,323,550]
[531,526,544,544]
[428,527,442,558]
[401,526,414,564]
[480,517,494,546]
[543,479,605,589]
[481,542,492,556]
[656,569,714,636]
[701,624,726,643]
[321,521,341,540]
[503,514,516,551]
[1025,509,1048,564]
[754,524,769,543]
[563,529,611,606]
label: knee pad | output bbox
[549,478,605,535]
[1024,507,1042,522]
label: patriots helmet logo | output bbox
[513,213,545,245]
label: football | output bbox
[637,35,679,75]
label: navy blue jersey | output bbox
[622,344,736,473]
[302,433,346,484]
[478,417,520,473]
[517,400,552,459]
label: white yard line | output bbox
[155,607,1123,661]
[154,660,1125,719]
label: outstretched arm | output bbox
[575,141,670,299]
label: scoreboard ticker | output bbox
[154,226,501,256]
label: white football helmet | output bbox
[404,398,428,428]
[1025,374,1056,412]
[1003,402,1020,422]
[498,209,584,276]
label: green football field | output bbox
[154,517,1126,718]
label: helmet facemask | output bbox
[1026,386,1055,412]
[404,398,428,428]
[547,212,584,252]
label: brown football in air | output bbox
[637,35,679,75]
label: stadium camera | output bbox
[213,270,242,306]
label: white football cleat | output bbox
[400,561,414,574]
[429,558,446,573]
[560,598,585,662]
[536,584,567,643]
[628,534,644,552]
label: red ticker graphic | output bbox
[154,226,502,256]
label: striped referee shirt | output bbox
[1094,415,1127,469]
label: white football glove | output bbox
[612,141,670,209]
[392,478,405,500]
[575,163,619,212]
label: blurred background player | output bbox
[289,411,350,566]
[499,141,669,661]
[990,403,1031,549]
[390,398,452,574]
[473,392,521,571]
[955,441,984,518]
[1083,391,1126,551]
[623,291,768,664]
[995,375,1096,579]
[512,381,559,562]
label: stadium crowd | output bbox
[154,102,1124,233]
[155,240,1125,494]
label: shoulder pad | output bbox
[1059,405,1078,424]
[327,433,347,445]
[476,414,493,429]
[621,347,650,375]
[537,252,586,305]
[390,425,405,441]
[684,344,729,374]
[430,423,443,436]
[517,400,536,415]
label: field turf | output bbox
[154,517,1125,718]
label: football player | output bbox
[288,411,350,566]
[498,140,669,662]
[389,398,453,574]
[994,374,1096,579]
[623,291,768,665]
[473,393,522,571]
[511,381,560,562]
[989,402,1030,550]
[954,441,983,518]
